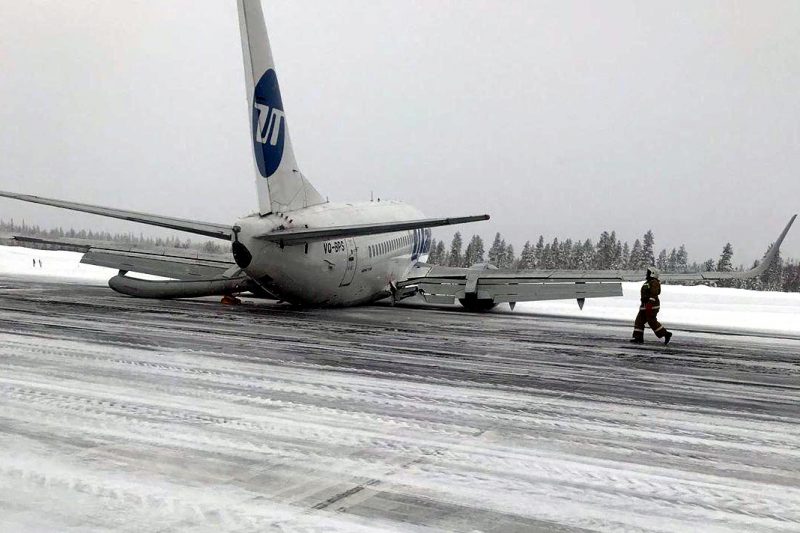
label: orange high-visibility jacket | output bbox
[639,279,661,310]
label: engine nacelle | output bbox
[108,274,253,299]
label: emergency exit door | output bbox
[339,238,357,287]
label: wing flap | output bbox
[256,214,489,243]
[406,269,622,304]
[485,281,622,303]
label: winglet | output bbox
[700,214,796,280]
[755,213,796,268]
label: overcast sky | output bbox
[1,1,798,264]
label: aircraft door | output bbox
[339,238,357,287]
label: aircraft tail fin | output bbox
[237,0,324,215]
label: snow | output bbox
[517,282,800,337]
[2,243,799,336]
[0,308,798,532]
[1,245,799,531]
[0,244,115,285]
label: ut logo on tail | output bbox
[251,69,286,178]
[254,104,284,146]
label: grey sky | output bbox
[1,1,798,265]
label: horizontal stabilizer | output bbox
[256,214,490,243]
[0,190,232,240]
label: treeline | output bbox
[429,230,687,270]
[0,219,227,254]
[428,231,800,292]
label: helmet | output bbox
[647,266,660,279]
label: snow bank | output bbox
[518,282,800,336]
[0,244,114,285]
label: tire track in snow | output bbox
[0,279,799,531]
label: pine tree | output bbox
[428,238,439,263]
[580,239,595,269]
[497,238,507,265]
[463,239,474,265]
[595,231,612,269]
[541,243,553,269]
[488,232,504,265]
[667,248,678,271]
[498,239,508,267]
[642,230,656,267]
[433,240,446,265]
[519,241,533,269]
[656,249,668,270]
[621,242,630,269]
[473,235,485,263]
[560,239,574,268]
[427,238,438,263]
[533,236,545,268]
[629,239,643,270]
[676,245,688,272]
[463,235,485,265]
[610,232,623,269]
[447,232,463,267]
[717,243,734,271]
[550,238,560,268]
[503,243,515,269]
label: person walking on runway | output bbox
[631,267,672,345]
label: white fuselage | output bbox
[234,201,431,306]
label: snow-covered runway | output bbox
[1,278,799,532]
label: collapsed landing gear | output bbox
[220,295,242,305]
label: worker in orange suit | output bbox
[631,267,672,345]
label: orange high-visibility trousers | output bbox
[632,308,667,340]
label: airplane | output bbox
[0,0,796,311]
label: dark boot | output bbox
[664,331,672,345]
[629,337,644,344]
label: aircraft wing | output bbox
[400,215,796,307]
[0,191,233,240]
[10,236,237,280]
[255,215,490,244]
[399,264,625,306]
